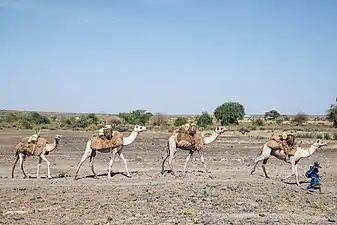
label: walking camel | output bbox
[161,126,227,175]
[250,139,328,186]
[74,125,146,180]
[12,134,62,179]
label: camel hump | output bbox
[15,137,49,156]
[90,132,123,150]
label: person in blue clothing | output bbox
[305,161,322,193]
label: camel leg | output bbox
[261,158,270,178]
[183,151,193,174]
[19,153,27,179]
[36,157,42,179]
[199,151,209,173]
[11,153,19,178]
[74,146,92,180]
[40,154,52,179]
[89,150,98,179]
[161,150,170,174]
[119,152,131,178]
[294,163,300,186]
[108,149,117,179]
[167,148,177,175]
[281,160,296,183]
[250,154,266,175]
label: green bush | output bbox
[214,102,245,125]
[275,117,284,125]
[197,111,213,128]
[118,110,152,125]
[326,105,337,128]
[252,118,264,126]
[174,117,188,127]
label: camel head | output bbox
[214,126,228,134]
[54,134,62,143]
[313,139,328,148]
[133,125,147,133]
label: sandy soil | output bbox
[0,129,336,225]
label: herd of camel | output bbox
[10,124,328,186]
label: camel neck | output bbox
[123,131,138,145]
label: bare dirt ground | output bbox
[0,129,336,225]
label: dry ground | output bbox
[0,129,336,225]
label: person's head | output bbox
[313,161,322,168]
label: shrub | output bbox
[118,110,152,125]
[292,112,308,125]
[174,117,188,127]
[252,118,264,126]
[326,105,337,128]
[275,117,284,125]
[197,111,213,128]
[214,102,245,125]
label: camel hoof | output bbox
[266,176,270,179]
[36,177,41,179]
[47,176,52,179]
[73,177,78,181]
[93,176,98,179]
[22,176,27,179]
[126,174,132,178]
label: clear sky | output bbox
[1,0,336,115]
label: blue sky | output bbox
[1,0,336,115]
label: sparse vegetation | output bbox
[326,104,337,128]
[292,112,309,125]
[196,111,213,128]
[0,102,334,137]
[174,117,188,127]
[252,118,264,126]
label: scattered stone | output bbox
[328,218,336,223]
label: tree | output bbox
[118,109,152,125]
[214,102,245,125]
[174,117,188,127]
[292,112,308,125]
[197,111,213,128]
[326,104,337,128]
[264,110,280,119]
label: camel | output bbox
[12,134,62,179]
[250,139,328,186]
[73,125,147,180]
[161,126,228,175]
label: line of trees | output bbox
[1,102,336,130]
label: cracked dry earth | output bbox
[0,130,336,225]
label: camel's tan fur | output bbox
[15,137,49,156]
[162,126,228,175]
[175,123,198,148]
[12,134,62,179]
[90,131,124,150]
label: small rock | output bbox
[328,218,336,223]
[259,213,266,217]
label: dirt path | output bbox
[0,130,336,224]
